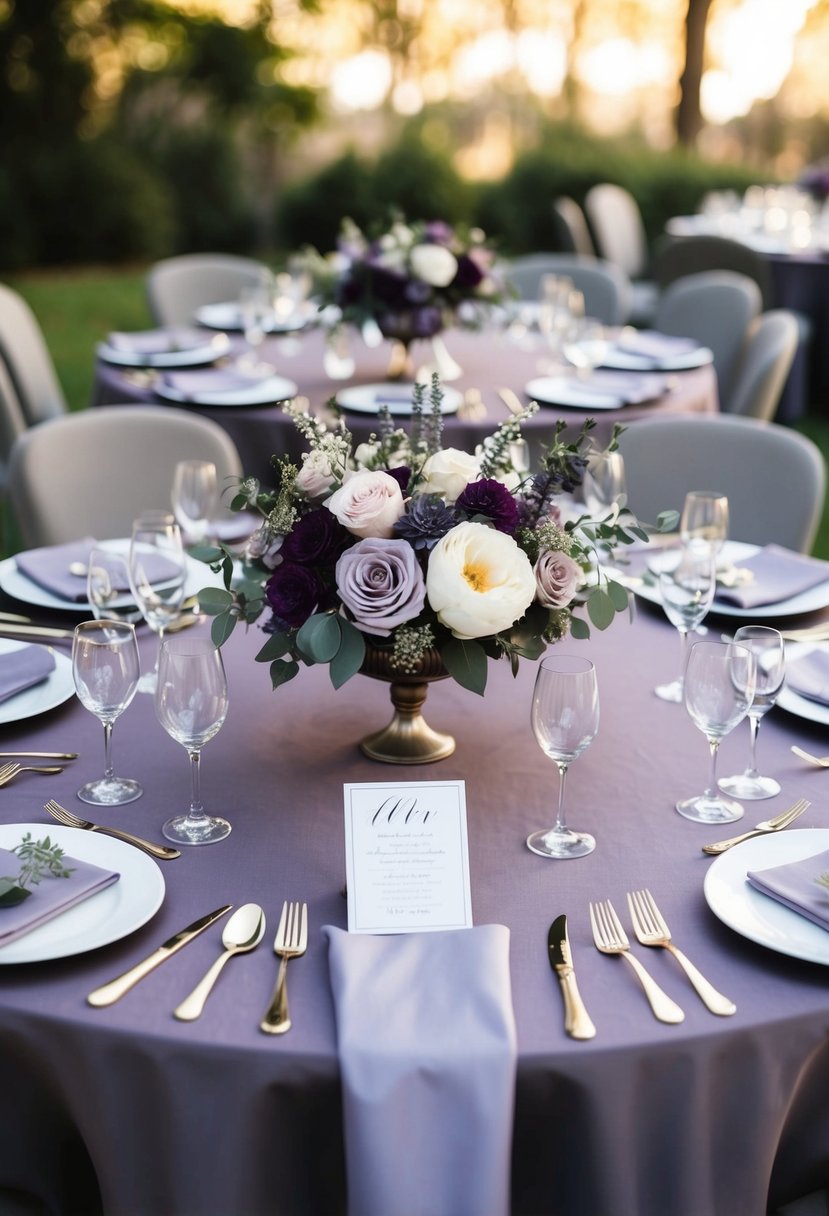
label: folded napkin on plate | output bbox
[747,847,829,931]
[612,329,699,361]
[160,369,269,402]
[0,645,56,703]
[106,326,208,355]
[715,544,829,609]
[0,846,119,947]
[16,538,179,603]
[580,370,664,403]
[323,924,516,1216]
[785,649,829,705]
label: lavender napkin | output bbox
[580,370,664,403]
[613,329,699,361]
[747,847,829,931]
[0,846,120,946]
[106,327,207,355]
[715,544,829,609]
[15,539,180,603]
[786,649,829,705]
[0,646,56,703]
[160,369,272,402]
[323,924,516,1216]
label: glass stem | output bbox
[677,627,690,686]
[746,714,761,778]
[102,721,115,781]
[187,748,206,824]
[705,737,720,797]
[554,761,569,833]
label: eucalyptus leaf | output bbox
[330,619,366,689]
[198,587,235,615]
[189,544,224,564]
[657,510,680,531]
[256,632,292,662]
[586,587,616,630]
[0,879,29,906]
[606,579,630,612]
[441,638,488,696]
[296,613,342,663]
[569,614,590,640]
[271,658,299,688]
[210,611,237,647]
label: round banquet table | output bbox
[92,325,719,487]
[1,587,829,1216]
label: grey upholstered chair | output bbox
[551,197,596,257]
[652,234,774,308]
[0,283,68,426]
[504,253,630,325]
[584,183,657,324]
[653,270,763,402]
[724,310,799,421]
[146,253,271,327]
[8,405,244,547]
[0,357,26,489]
[617,414,825,553]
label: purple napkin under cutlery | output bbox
[748,847,829,931]
[15,538,180,603]
[715,544,829,609]
[786,649,829,705]
[0,645,56,703]
[106,327,209,355]
[613,329,699,360]
[0,847,120,947]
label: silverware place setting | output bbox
[701,797,811,855]
[44,799,181,861]
[791,746,829,769]
[0,761,65,786]
[260,900,309,1035]
[589,898,685,1024]
[174,903,266,1022]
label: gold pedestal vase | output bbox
[359,645,455,765]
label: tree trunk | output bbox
[676,0,714,146]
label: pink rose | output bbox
[325,470,405,539]
[534,550,582,608]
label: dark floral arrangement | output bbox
[197,379,661,697]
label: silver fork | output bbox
[701,797,810,854]
[260,900,308,1035]
[589,899,684,1024]
[0,761,63,786]
[627,889,736,1016]
[44,800,181,861]
[791,746,829,769]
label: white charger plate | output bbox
[601,344,713,372]
[0,640,74,724]
[777,641,829,727]
[0,823,164,963]
[704,829,829,965]
[155,373,297,408]
[336,382,462,416]
[97,330,230,369]
[526,375,625,410]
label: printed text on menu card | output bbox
[344,780,473,934]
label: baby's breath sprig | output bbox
[389,623,437,673]
[266,457,300,535]
[478,401,538,479]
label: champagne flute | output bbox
[676,639,756,824]
[128,511,187,693]
[680,491,729,559]
[527,654,600,859]
[171,459,218,545]
[655,547,716,702]
[154,635,231,845]
[718,626,785,800]
[72,620,142,806]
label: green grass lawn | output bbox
[5,265,829,558]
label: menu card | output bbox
[344,780,472,934]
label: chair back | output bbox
[617,414,825,553]
[0,359,26,477]
[8,405,244,547]
[654,270,762,401]
[146,254,271,327]
[652,234,774,309]
[504,253,630,325]
[551,197,596,257]
[725,310,799,421]
[0,284,67,426]
[584,183,649,279]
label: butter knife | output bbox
[548,914,596,1040]
[86,904,233,1007]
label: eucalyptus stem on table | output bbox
[0,834,74,907]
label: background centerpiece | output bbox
[198,380,656,763]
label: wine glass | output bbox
[154,635,231,845]
[582,450,626,519]
[128,511,187,693]
[527,654,600,859]
[561,316,610,379]
[718,626,785,800]
[676,639,756,824]
[655,547,716,702]
[680,491,729,559]
[238,280,275,373]
[86,547,142,625]
[72,620,142,806]
[171,459,218,545]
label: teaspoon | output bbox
[173,903,266,1021]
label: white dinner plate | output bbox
[637,540,829,620]
[0,639,74,724]
[194,302,311,334]
[0,823,164,963]
[336,382,462,415]
[600,344,713,372]
[704,829,829,965]
[96,330,230,369]
[0,541,223,614]
[155,373,298,408]
[776,641,829,727]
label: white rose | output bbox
[295,449,337,499]
[418,448,480,502]
[325,469,405,539]
[426,521,536,640]
[410,242,458,288]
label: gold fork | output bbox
[260,900,308,1035]
[589,899,684,1023]
[627,889,736,1016]
[44,800,181,860]
[791,746,829,769]
[0,761,64,786]
[701,797,811,855]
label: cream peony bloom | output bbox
[426,521,536,639]
[419,448,480,502]
[325,469,405,539]
[410,242,458,288]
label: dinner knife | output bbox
[86,904,233,1007]
[548,915,596,1040]
[0,623,74,640]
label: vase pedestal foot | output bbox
[359,679,455,764]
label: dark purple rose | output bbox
[279,508,350,567]
[265,562,323,630]
[456,479,519,534]
[384,466,412,494]
[395,495,457,550]
[452,252,485,291]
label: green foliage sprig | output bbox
[0,834,75,908]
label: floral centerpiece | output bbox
[198,380,662,761]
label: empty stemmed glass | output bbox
[655,547,716,702]
[87,547,142,625]
[562,315,610,379]
[527,654,600,859]
[582,449,626,519]
[72,620,142,806]
[171,459,218,545]
[154,635,231,845]
[680,491,729,559]
[128,511,187,693]
[719,626,785,800]
[676,639,756,824]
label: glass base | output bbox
[718,771,781,800]
[654,677,683,703]
[163,813,232,846]
[526,826,595,859]
[78,777,143,806]
[676,792,744,824]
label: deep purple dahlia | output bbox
[455,478,519,534]
[279,508,351,567]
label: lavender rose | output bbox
[534,550,582,609]
[335,538,427,637]
[265,562,323,629]
[456,478,519,534]
[326,470,406,539]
